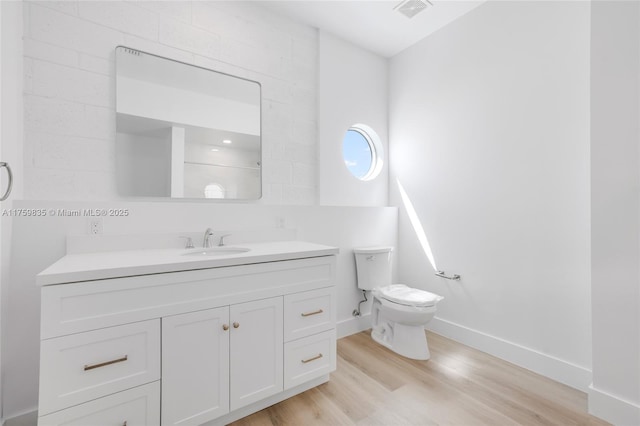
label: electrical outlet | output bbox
[89,218,103,235]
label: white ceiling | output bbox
[258,0,485,58]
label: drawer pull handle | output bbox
[233,322,240,329]
[301,353,323,364]
[223,324,229,331]
[84,355,128,371]
[301,309,323,317]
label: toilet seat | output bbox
[375,284,443,307]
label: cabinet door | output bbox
[162,307,230,426]
[230,297,283,411]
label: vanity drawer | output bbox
[39,320,160,415]
[284,287,335,342]
[284,329,336,390]
[41,256,336,339]
[38,381,160,426]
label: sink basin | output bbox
[182,247,250,257]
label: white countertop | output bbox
[37,241,339,286]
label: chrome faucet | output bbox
[180,236,195,249]
[218,234,231,246]
[203,228,214,248]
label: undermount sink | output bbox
[182,247,251,257]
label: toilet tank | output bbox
[353,246,393,290]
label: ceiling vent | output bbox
[393,0,432,19]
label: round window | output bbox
[342,124,383,181]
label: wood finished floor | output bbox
[231,331,609,426]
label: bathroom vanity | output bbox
[36,241,338,426]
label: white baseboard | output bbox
[337,314,371,339]
[427,317,592,392]
[588,385,640,426]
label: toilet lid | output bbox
[375,284,443,307]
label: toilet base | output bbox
[371,322,431,360]
[369,297,436,361]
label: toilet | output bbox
[354,246,443,360]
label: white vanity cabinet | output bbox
[38,382,160,426]
[38,320,161,416]
[37,245,337,426]
[162,297,284,426]
[229,297,284,411]
[283,286,336,390]
[162,307,230,426]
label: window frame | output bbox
[343,123,383,181]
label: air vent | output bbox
[393,0,432,19]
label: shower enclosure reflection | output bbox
[115,46,261,200]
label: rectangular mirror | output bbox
[115,46,261,200]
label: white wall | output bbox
[590,2,640,424]
[318,31,388,207]
[23,0,317,204]
[2,200,396,418]
[389,1,592,391]
[0,4,4,420]
[0,1,24,422]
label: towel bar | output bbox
[435,271,461,281]
[0,162,12,201]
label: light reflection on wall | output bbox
[396,177,438,271]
